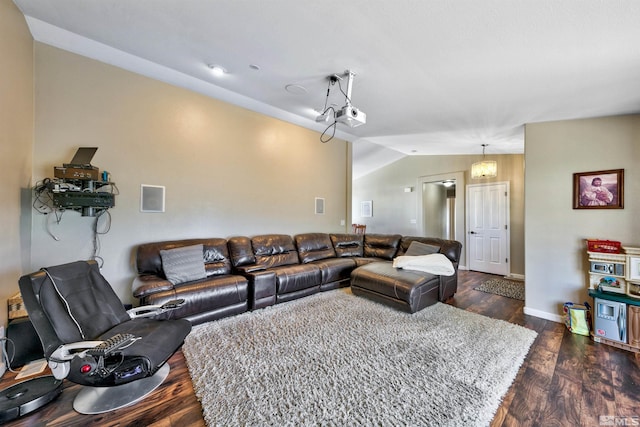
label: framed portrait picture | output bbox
[573,169,624,209]
[360,200,373,217]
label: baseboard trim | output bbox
[458,266,523,282]
[523,306,563,323]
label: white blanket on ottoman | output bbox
[392,253,455,276]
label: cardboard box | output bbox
[8,292,28,319]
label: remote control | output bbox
[87,333,138,356]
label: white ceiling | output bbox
[13,0,640,178]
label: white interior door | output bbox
[466,182,510,275]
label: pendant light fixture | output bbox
[471,144,497,179]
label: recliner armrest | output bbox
[49,333,143,380]
[49,341,103,379]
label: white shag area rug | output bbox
[182,288,537,427]
[474,278,525,301]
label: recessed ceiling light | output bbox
[207,64,227,77]
[285,84,308,95]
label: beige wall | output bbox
[352,153,525,275]
[525,115,640,321]
[31,44,349,304]
[0,1,34,326]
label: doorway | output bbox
[422,181,455,240]
[466,182,510,276]
[417,171,466,269]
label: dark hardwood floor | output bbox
[3,270,639,426]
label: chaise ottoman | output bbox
[350,262,440,313]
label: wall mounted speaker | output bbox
[315,197,325,215]
[140,184,165,212]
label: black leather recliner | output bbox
[19,260,192,414]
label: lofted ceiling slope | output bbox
[12,0,640,177]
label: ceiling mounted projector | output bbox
[315,69,367,129]
[335,105,366,127]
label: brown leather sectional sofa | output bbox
[133,233,462,325]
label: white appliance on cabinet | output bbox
[594,297,627,344]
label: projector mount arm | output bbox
[316,70,366,129]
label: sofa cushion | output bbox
[404,241,440,256]
[351,262,440,312]
[398,236,441,254]
[252,234,300,268]
[136,238,233,277]
[312,257,356,284]
[295,233,336,263]
[160,244,207,285]
[363,234,402,260]
[399,237,461,264]
[271,264,322,294]
[330,234,364,257]
[227,236,256,267]
[140,274,249,325]
[202,244,234,276]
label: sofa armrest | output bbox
[236,269,276,310]
[234,264,267,274]
[439,269,458,301]
[132,274,174,299]
[439,240,462,264]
